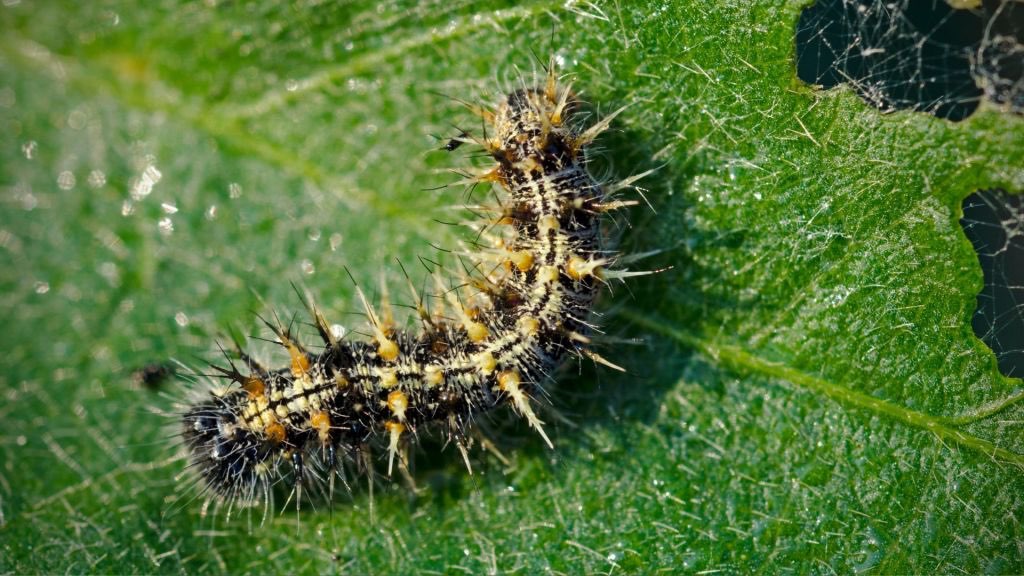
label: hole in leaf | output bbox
[796,0,1024,120]
[960,189,1024,379]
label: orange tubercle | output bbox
[566,255,604,281]
[287,343,310,376]
[497,370,521,392]
[242,376,265,397]
[265,421,286,444]
[424,365,444,387]
[474,351,497,374]
[310,411,330,433]
[509,250,534,272]
[378,337,399,362]
[465,321,489,343]
[518,316,540,336]
[310,411,331,442]
[387,390,409,421]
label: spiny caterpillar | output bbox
[179,61,652,510]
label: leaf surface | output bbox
[1,1,1022,573]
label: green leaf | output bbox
[2,1,1022,573]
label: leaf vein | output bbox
[623,310,1024,466]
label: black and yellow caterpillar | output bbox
[180,63,646,507]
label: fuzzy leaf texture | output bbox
[1,1,1022,574]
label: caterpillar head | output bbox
[181,392,274,499]
[498,87,580,164]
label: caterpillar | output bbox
[178,61,651,511]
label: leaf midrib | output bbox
[623,309,1024,465]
